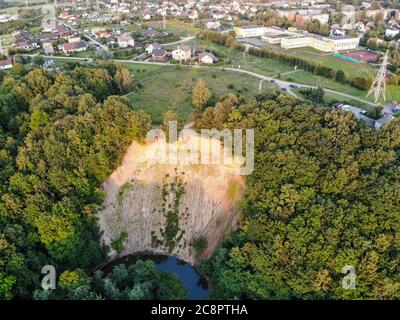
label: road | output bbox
[58,20,109,52]
[23,54,378,107]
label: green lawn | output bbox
[184,39,381,103]
[125,64,272,123]
[287,46,326,54]
[1,34,15,46]
[177,39,294,77]
[387,85,400,103]
[143,20,201,37]
[283,70,375,100]
[290,51,374,77]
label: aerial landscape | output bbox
[0,0,400,309]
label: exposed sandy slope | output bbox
[97,133,245,264]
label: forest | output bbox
[0,62,189,299]
[197,91,400,299]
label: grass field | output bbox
[182,39,382,103]
[143,20,201,37]
[290,51,374,77]
[292,88,378,114]
[1,3,44,14]
[174,39,295,77]
[125,64,272,123]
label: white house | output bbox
[145,42,161,54]
[198,52,219,64]
[42,42,54,55]
[188,10,198,20]
[172,45,192,61]
[117,32,135,48]
[206,21,221,30]
[386,28,400,38]
[0,59,13,70]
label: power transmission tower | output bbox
[367,50,389,104]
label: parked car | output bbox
[289,84,301,89]
[392,106,400,113]
[270,79,276,83]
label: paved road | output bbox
[23,54,378,107]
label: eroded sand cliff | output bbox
[97,133,245,264]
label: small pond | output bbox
[102,254,209,300]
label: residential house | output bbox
[42,42,54,55]
[188,10,198,20]
[58,40,88,53]
[16,39,38,50]
[386,28,399,38]
[43,57,54,68]
[38,33,59,43]
[172,45,192,61]
[145,42,161,54]
[68,36,82,43]
[143,29,161,38]
[0,59,13,70]
[151,48,168,62]
[206,21,221,30]
[198,52,219,64]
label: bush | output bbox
[192,236,208,256]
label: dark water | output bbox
[102,254,209,300]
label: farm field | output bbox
[125,64,272,123]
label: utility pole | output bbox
[367,50,389,104]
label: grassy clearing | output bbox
[180,39,294,77]
[1,34,15,46]
[281,70,374,101]
[143,20,201,37]
[290,51,374,77]
[387,85,400,103]
[184,39,380,103]
[52,58,89,67]
[287,46,326,54]
[126,64,271,123]
[293,88,375,113]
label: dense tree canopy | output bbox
[0,63,151,299]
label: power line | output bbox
[367,50,389,104]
